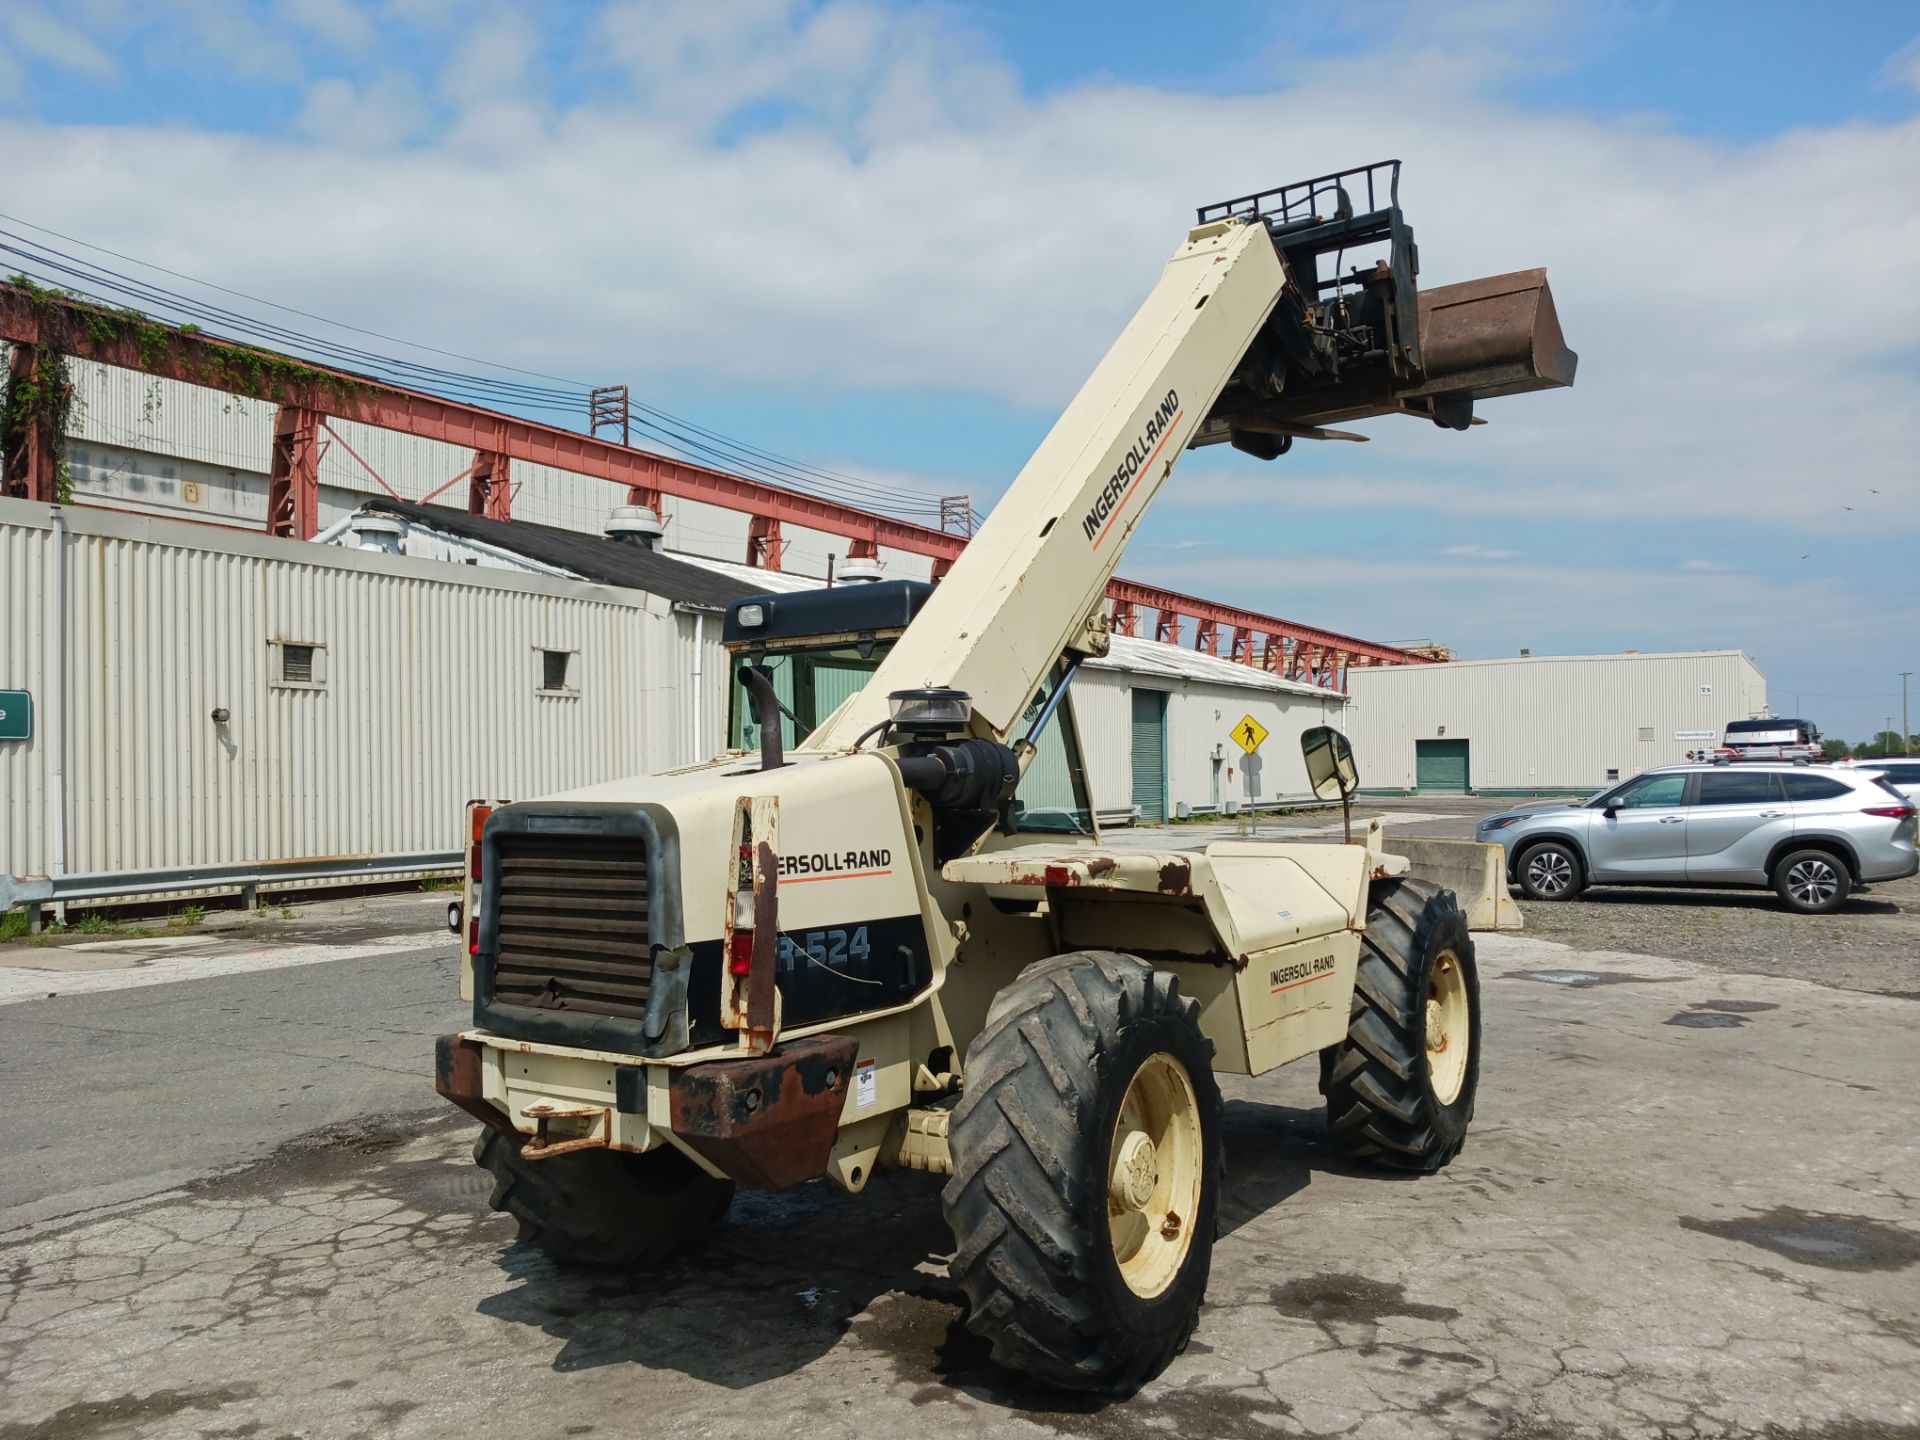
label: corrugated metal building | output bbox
[0,497,743,887]
[1,491,1351,903]
[1343,651,1768,795]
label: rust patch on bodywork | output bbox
[746,837,780,1051]
[433,1033,513,1135]
[1157,857,1193,894]
[1086,856,1118,878]
[667,1033,858,1189]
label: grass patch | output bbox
[75,912,112,935]
[0,909,29,942]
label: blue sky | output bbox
[3,0,1918,739]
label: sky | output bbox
[2,0,1918,740]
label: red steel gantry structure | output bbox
[0,282,1431,688]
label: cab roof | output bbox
[722,579,935,647]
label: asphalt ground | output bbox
[1,819,1916,1439]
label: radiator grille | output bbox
[491,833,652,1019]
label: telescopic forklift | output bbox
[435,161,1577,1392]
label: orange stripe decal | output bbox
[1092,410,1184,550]
[781,868,894,884]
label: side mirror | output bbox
[1301,725,1358,801]
[1603,803,1620,818]
[1300,726,1359,842]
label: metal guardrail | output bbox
[1,851,461,923]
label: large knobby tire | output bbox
[1515,839,1584,901]
[1772,847,1851,915]
[1323,878,1480,1172]
[942,952,1222,1394]
[474,1129,734,1267]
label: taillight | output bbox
[728,842,757,976]
[1862,805,1916,819]
[469,804,493,882]
[468,917,480,955]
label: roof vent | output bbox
[349,514,407,555]
[604,505,664,549]
[838,553,883,583]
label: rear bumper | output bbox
[434,1030,857,1190]
[1859,845,1919,884]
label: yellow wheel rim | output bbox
[1107,1052,1203,1299]
[1426,949,1471,1106]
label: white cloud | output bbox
[292,71,429,148]
[1441,543,1520,560]
[2,4,116,77]
[437,6,541,110]
[3,4,1916,553]
[281,0,376,54]
[1882,36,1920,95]
[135,0,304,79]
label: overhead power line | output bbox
[0,213,968,527]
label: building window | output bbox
[1637,726,1655,742]
[268,640,327,690]
[539,649,577,695]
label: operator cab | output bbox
[721,580,1096,838]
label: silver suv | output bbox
[1475,764,1919,914]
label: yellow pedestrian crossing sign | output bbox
[1231,714,1268,755]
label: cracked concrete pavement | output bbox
[2,884,1916,1439]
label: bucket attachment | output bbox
[1190,160,1576,450]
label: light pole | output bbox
[1902,672,1912,756]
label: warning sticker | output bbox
[854,1059,877,1110]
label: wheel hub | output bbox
[1107,1052,1204,1299]
[1425,951,1471,1106]
[1110,1130,1159,1212]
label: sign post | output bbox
[1229,713,1268,834]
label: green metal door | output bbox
[1415,738,1470,792]
[1131,688,1168,822]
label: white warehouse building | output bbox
[1074,646,1341,824]
[1343,650,1769,796]
[315,498,1347,826]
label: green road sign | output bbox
[0,691,32,741]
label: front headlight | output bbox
[1481,815,1525,831]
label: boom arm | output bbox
[805,180,1575,751]
[806,218,1289,747]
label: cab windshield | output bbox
[726,642,1096,835]
[728,643,884,751]
[1009,666,1096,836]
